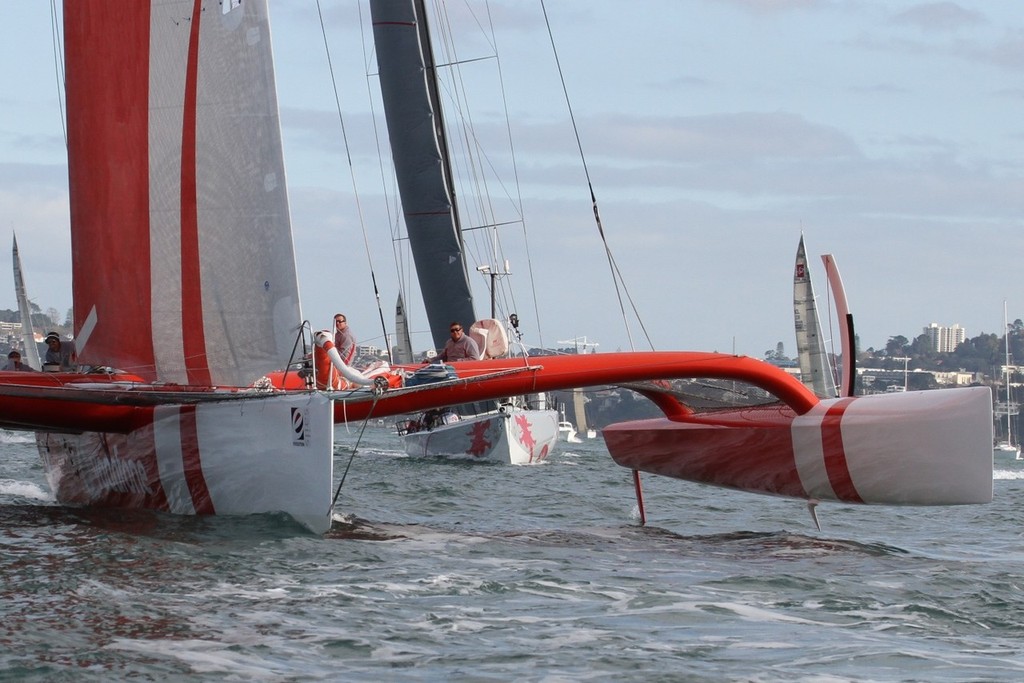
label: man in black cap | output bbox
[44,332,77,372]
[2,349,36,372]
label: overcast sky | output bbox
[2,1,1023,360]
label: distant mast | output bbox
[793,236,837,398]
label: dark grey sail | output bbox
[371,0,476,352]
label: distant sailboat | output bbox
[558,410,581,443]
[994,300,1020,462]
[372,0,559,463]
[393,293,414,364]
[572,387,595,439]
[793,236,837,399]
[12,234,42,370]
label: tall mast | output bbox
[371,0,477,352]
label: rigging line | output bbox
[316,1,392,363]
[432,2,500,300]
[281,321,314,389]
[539,0,654,352]
[484,0,545,348]
[431,1,527,333]
[359,2,415,314]
[49,0,67,148]
[330,394,380,512]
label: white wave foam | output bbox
[0,430,33,444]
[0,479,53,501]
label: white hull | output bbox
[606,387,994,506]
[35,393,335,533]
[993,442,1021,464]
[559,420,582,443]
[402,409,558,464]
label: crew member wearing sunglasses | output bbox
[333,314,357,365]
[433,322,481,362]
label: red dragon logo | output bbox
[515,413,548,463]
[466,419,494,457]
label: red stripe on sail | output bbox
[821,398,863,503]
[64,2,156,378]
[179,406,214,514]
[181,0,212,386]
[137,419,172,512]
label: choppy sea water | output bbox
[2,425,1024,682]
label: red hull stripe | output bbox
[139,423,172,512]
[179,405,214,514]
[181,0,212,385]
[820,398,863,503]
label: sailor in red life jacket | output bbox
[332,314,356,365]
[434,322,480,362]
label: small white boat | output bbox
[993,441,1021,463]
[558,411,582,444]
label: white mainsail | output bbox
[12,233,42,370]
[793,236,837,399]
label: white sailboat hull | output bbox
[559,421,582,443]
[35,393,335,533]
[402,409,558,464]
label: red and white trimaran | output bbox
[0,1,992,532]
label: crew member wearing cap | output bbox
[44,332,77,372]
[2,349,36,372]
[433,321,481,362]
